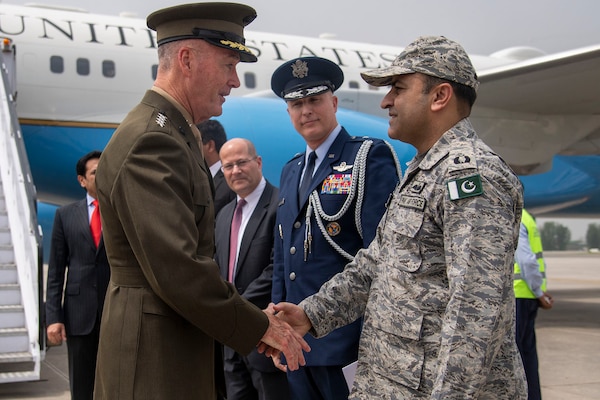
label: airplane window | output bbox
[152,65,158,80]
[244,72,256,89]
[50,56,63,74]
[349,81,359,89]
[77,58,90,76]
[103,60,116,78]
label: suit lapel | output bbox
[77,198,96,249]
[236,184,273,272]
[286,156,303,212]
[220,204,235,278]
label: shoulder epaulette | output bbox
[284,152,304,166]
[349,135,369,142]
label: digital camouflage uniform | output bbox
[301,118,527,399]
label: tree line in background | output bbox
[540,222,600,250]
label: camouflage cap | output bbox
[147,2,257,63]
[360,36,479,90]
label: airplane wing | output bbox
[471,44,600,175]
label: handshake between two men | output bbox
[259,302,312,372]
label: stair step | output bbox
[0,304,24,329]
[0,212,7,227]
[0,228,10,245]
[0,351,33,363]
[0,283,21,305]
[0,327,29,353]
[0,263,17,285]
[0,245,14,265]
[0,370,38,383]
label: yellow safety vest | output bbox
[514,209,546,298]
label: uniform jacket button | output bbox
[289,272,296,280]
[293,221,301,229]
[290,246,296,255]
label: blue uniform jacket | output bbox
[272,128,399,366]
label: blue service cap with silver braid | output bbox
[271,57,344,100]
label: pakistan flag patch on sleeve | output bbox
[447,174,483,200]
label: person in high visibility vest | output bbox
[514,208,554,400]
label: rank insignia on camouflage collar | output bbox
[447,174,483,200]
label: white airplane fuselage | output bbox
[1,3,599,221]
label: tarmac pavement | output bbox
[0,252,598,399]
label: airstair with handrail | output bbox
[0,37,44,384]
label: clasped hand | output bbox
[258,302,313,372]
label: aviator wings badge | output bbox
[333,162,353,172]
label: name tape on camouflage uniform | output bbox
[399,194,426,211]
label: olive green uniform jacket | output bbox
[94,90,268,399]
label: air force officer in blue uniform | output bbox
[270,57,400,399]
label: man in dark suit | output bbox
[197,119,236,216]
[93,4,308,399]
[45,150,110,400]
[215,138,289,400]
[270,57,400,399]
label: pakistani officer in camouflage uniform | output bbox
[270,57,401,399]
[271,36,527,399]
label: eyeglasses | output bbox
[221,156,257,172]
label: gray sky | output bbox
[4,0,599,241]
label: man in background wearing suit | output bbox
[215,138,290,400]
[45,150,110,400]
[197,119,236,215]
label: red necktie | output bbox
[228,199,246,282]
[90,199,101,247]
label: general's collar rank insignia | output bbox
[155,113,167,128]
[326,222,341,236]
[291,59,309,78]
[333,162,353,172]
[447,174,483,200]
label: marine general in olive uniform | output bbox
[270,57,400,399]
[94,4,308,399]
[273,36,527,399]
